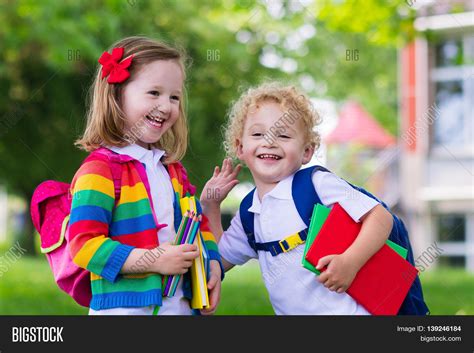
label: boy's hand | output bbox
[200,260,222,315]
[316,253,359,293]
[200,158,241,207]
[150,242,199,275]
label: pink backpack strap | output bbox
[30,180,71,251]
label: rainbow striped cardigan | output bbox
[68,147,222,310]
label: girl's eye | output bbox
[279,135,290,139]
[171,95,180,101]
[148,91,160,96]
[252,133,263,137]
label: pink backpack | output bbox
[30,148,122,307]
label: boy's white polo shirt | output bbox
[218,169,379,315]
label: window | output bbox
[438,256,465,268]
[437,214,466,242]
[436,214,466,269]
[430,34,474,152]
[435,38,464,67]
[434,80,464,146]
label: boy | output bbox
[201,82,393,314]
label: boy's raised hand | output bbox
[200,158,241,207]
[315,253,359,293]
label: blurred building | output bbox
[399,1,474,271]
[0,185,6,243]
[324,101,398,208]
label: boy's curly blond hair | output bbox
[224,82,321,159]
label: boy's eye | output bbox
[251,133,263,137]
[148,91,160,96]
[279,135,290,139]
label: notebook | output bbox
[302,204,330,275]
[305,203,418,315]
[302,204,409,275]
[190,232,210,309]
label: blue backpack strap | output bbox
[239,188,287,256]
[240,188,257,252]
[391,216,429,315]
[291,165,327,227]
[240,187,309,256]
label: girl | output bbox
[69,36,223,315]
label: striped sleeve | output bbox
[68,158,134,283]
[200,213,220,261]
[197,202,224,280]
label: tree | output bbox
[0,0,412,253]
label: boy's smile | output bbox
[237,101,314,197]
[256,153,282,161]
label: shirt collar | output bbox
[109,144,166,164]
[247,173,295,214]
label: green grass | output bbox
[419,269,474,315]
[0,256,472,315]
[217,260,274,315]
[0,256,88,315]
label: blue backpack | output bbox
[239,165,429,315]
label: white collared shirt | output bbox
[218,170,378,315]
[89,144,191,316]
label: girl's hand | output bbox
[200,260,222,315]
[200,158,241,208]
[316,253,359,293]
[150,242,199,275]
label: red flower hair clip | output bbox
[98,47,134,84]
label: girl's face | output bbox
[121,60,183,149]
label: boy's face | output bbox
[237,101,314,186]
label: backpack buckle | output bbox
[279,233,305,253]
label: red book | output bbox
[305,203,418,315]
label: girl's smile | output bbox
[144,114,165,128]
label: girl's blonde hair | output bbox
[224,82,321,159]
[75,36,189,163]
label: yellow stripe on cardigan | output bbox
[74,174,114,198]
[171,178,183,198]
[201,230,216,242]
[90,273,103,281]
[91,272,156,281]
[73,235,108,269]
[117,183,148,205]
